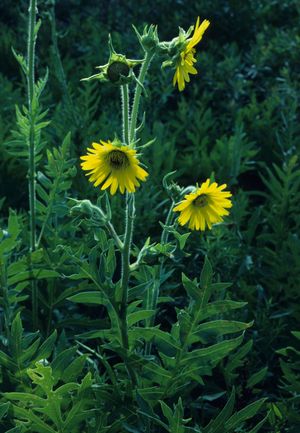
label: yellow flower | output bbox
[80,140,148,195]
[173,179,232,231]
[173,17,210,91]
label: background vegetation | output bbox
[0,0,300,432]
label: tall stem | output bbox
[145,200,175,355]
[119,195,137,386]
[129,51,153,142]
[27,0,38,328]
[121,84,130,145]
[118,52,153,385]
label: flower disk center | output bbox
[108,150,129,169]
[193,194,208,207]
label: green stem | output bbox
[145,200,175,355]
[129,51,153,142]
[106,221,124,250]
[27,0,38,328]
[121,84,130,145]
[117,53,154,385]
[1,262,10,339]
[120,192,137,386]
[160,200,175,245]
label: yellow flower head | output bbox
[173,179,232,231]
[80,140,148,195]
[173,17,210,91]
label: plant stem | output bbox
[129,51,153,142]
[121,84,130,145]
[160,200,175,245]
[106,221,124,250]
[1,262,10,339]
[120,192,137,386]
[117,52,154,386]
[27,0,38,328]
[145,200,175,355]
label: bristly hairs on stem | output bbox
[118,50,154,387]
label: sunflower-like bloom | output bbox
[80,140,148,195]
[173,179,232,231]
[173,17,210,91]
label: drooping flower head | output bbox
[173,179,232,231]
[80,139,148,195]
[173,17,210,91]
[81,35,143,86]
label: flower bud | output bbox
[133,24,159,53]
[81,35,143,86]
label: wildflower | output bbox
[173,17,210,91]
[80,140,148,195]
[173,179,232,230]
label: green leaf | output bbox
[224,398,267,430]
[203,388,236,433]
[160,400,173,422]
[63,355,87,382]
[182,333,244,367]
[190,320,253,345]
[8,269,59,285]
[246,367,268,388]
[67,291,107,305]
[127,310,156,326]
[182,273,198,300]
[226,340,253,377]
[173,231,191,249]
[0,402,10,420]
[246,411,270,433]
[105,240,116,278]
[291,331,300,340]
[129,327,179,351]
[171,398,185,433]
[10,312,23,360]
[0,350,16,369]
[12,406,57,433]
[199,300,247,322]
[4,392,44,404]
[33,330,57,361]
[19,337,41,363]
[200,256,213,290]
[51,347,78,383]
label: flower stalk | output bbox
[129,51,153,142]
[118,52,154,385]
[145,200,175,355]
[121,84,130,145]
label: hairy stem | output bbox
[129,51,153,142]
[117,52,154,385]
[27,0,38,328]
[120,193,137,386]
[145,200,175,355]
[121,84,130,145]
[106,221,124,250]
